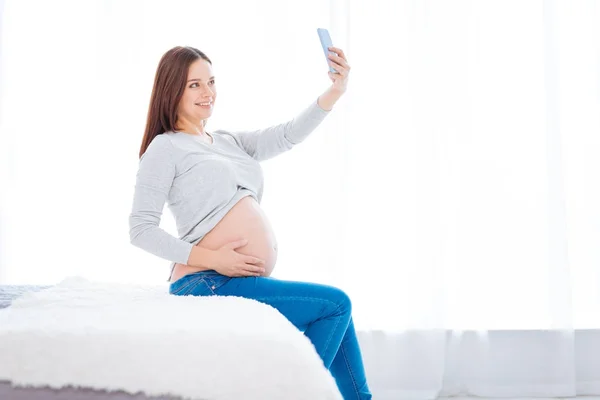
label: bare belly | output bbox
[170,195,278,283]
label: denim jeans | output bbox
[169,270,372,400]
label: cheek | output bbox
[179,93,191,107]
[182,99,192,110]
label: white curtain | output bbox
[1,0,599,398]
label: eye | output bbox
[189,79,215,88]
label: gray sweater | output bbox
[129,98,331,280]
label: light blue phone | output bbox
[317,28,337,74]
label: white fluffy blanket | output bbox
[0,277,342,400]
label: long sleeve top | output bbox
[128,98,331,280]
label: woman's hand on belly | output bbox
[233,229,278,276]
[171,238,277,282]
[196,196,279,276]
[207,238,268,277]
[172,196,279,282]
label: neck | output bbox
[176,118,207,135]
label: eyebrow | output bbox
[187,76,215,82]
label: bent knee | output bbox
[327,285,352,314]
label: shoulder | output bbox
[150,132,175,147]
[149,133,177,151]
[141,133,176,162]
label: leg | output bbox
[216,275,351,368]
[170,271,372,399]
[329,317,372,400]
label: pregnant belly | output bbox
[170,195,278,283]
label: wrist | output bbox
[318,87,344,111]
[329,86,345,96]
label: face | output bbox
[176,58,217,130]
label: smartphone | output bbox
[317,28,337,74]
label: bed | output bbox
[0,284,184,399]
[0,279,343,400]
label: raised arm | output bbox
[128,134,194,265]
[223,97,331,162]
[228,44,350,162]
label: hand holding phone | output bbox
[317,28,337,74]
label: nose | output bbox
[201,83,214,97]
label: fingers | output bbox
[226,238,248,249]
[328,46,347,61]
[245,256,265,266]
[235,265,264,277]
[244,260,265,275]
[327,53,350,69]
[234,256,265,277]
[327,53,351,78]
[328,62,343,74]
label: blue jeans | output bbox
[169,270,372,400]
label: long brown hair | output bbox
[138,46,212,159]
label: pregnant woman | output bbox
[129,46,371,399]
